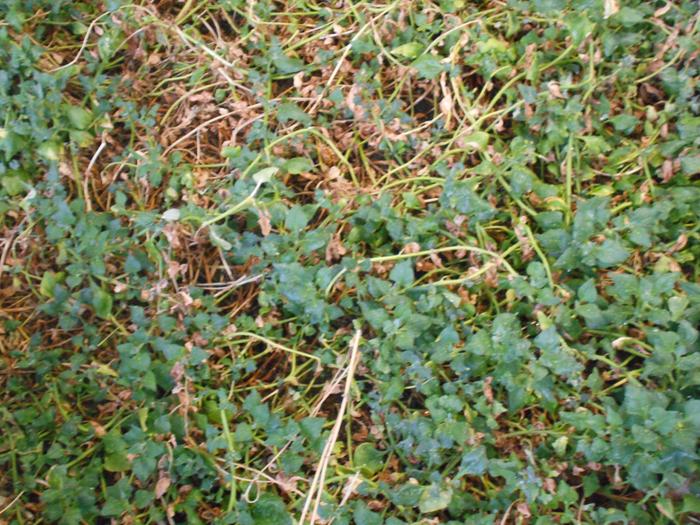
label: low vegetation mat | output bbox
[1,1,699,523]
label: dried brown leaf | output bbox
[155,473,171,499]
[604,0,619,18]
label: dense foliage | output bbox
[1,0,699,523]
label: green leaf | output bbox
[578,278,598,302]
[299,417,325,441]
[615,6,646,26]
[222,145,241,158]
[460,131,489,150]
[97,31,120,60]
[208,226,232,250]
[412,54,443,79]
[285,205,311,230]
[564,13,595,46]
[277,102,311,126]
[609,114,639,134]
[104,452,130,472]
[595,239,629,267]
[353,501,382,525]
[66,106,93,130]
[282,157,314,174]
[253,167,279,185]
[389,260,414,287]
[681,495,700,514]
[92,287,113,319]
[69,130,93,147]
[37,141,63,161]
[249,493,292,525]
[679,156,700,175]
[271,50,305,74]
[553,435,568,456]
[418,483,453,514]
[458,446,488,476]
[391,42,424,59]
[40,271,65,298]
[353,443,385,475]
[1,175,26,196]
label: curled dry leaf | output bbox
[483,376,494,403]
[257,207,272,236]
[661,159,674,182]
[346,84,366,120]
[547,81,564,99]
[403,242,421,254]
[604,0,619,19]
[517,502,531,518]
[325,233,347,263]
[669,233,688,253]
[155,473,171,499]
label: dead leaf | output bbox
[604,0,619,19]
[403,242,421,254]
[429,253,443,268]
[155,473,171,499]
[257,207,271,236]
[669,233,688,253]
[514,218,534,261]
[547,81,564,99]
[517,502,531,518]
[346,84,366,120]
[661,159,674,182]
[325,233,347,263]
[483,376,494,403]
[293,71,304,91]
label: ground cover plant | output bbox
[1,0,699,523]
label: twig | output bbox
[0,491,25,516]
[299,330,362,525]
[83,138,107,212]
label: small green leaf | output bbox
[253,167,279,185]
[277,102,311,126]
[564,13,595,46]
[391,42,424,59]
[285,205,311,230]
[66,106,93,130]
[249,493,292,525]
[299,417,325,441]
[272,50,305,74]
[609,114,639,134]
[353,443,385,475]
[40,272,65,298]
[595,239,629,267]
[221,145,241,158]
[104,452,130,472]
[98,32,120,60]
[460,131,489,150]
[412,54,443,79]
[418,483,453,514]
[353,501,382,525]
[679,156,700,175]
[37,141,63,161]
[69,130,94,147]
[92,287,113,319]
[209,226,233,250]
[553,435,568,456]
[282,157,314,174]
[458,446,488,476]
[389,260,414,287]
[615,6,646,26]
